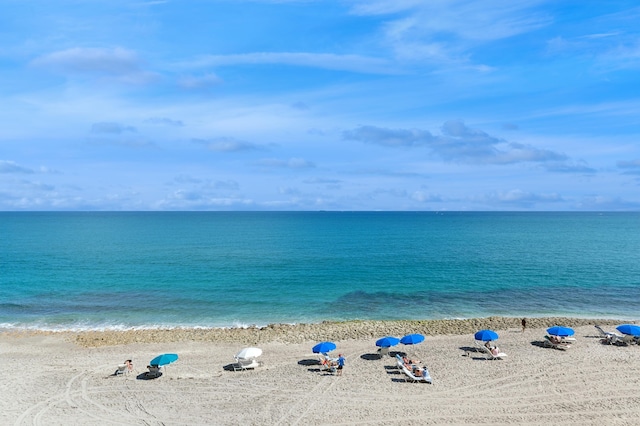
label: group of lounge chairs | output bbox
[113,359,164,378]
[595,325,639,346]
[541,325,640,350]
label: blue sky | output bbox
[1,0,639,211]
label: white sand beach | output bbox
[2,319,640,425]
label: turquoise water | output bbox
[1,212,639,330]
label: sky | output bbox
[1,0,640,211]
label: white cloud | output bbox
[181,52,400,75]
[344,121,568,165]
[31,47,157,83]
[0,160,35,174]
[255,157,316,169]
[91,122,137,134]
[478,189,564,208]
[353,0,551,65]
[178,73,223,89]
[192,137,262,152]
[144,117,184,127]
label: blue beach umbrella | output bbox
[312,341,337,354]
[149,353,178,367]
[400,334,425,345]
[546,326,574,337]
[616,324,640,336]
[376,336,400,348]
[474,329,499,342]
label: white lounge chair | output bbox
[474,341,507,360]
[234,358,262,371]
[594,326,631,345]
[613,334,636,346]
[401,365,432,383]
[114,364,127,376]
[543,335,571,350]
[318,354,337,373]
[484,346,507,360]
[595,325,615,339]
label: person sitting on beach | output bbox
[124,359,133,372]
[491,347,500,356]
[549,335,561,344]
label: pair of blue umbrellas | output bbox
[375,334,425,348]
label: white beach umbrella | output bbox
[235,347,262,360]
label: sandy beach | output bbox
[2,317,640,425]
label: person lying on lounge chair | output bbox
[549,335,562,344]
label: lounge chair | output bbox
[474,341,507,360]
[146,365,162,378]
[233,358,262,371]
[595,325,615,339]
[318,354,337,373]
[594,325,631,345]
[613,334,637,346]
[114,364,128,376]
[401,365,432,384]
[543,335,571,350]
[483,346,507,360]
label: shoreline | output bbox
[2,316,631,347]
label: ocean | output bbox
[1,211,639,330]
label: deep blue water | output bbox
[1,211,639,330]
